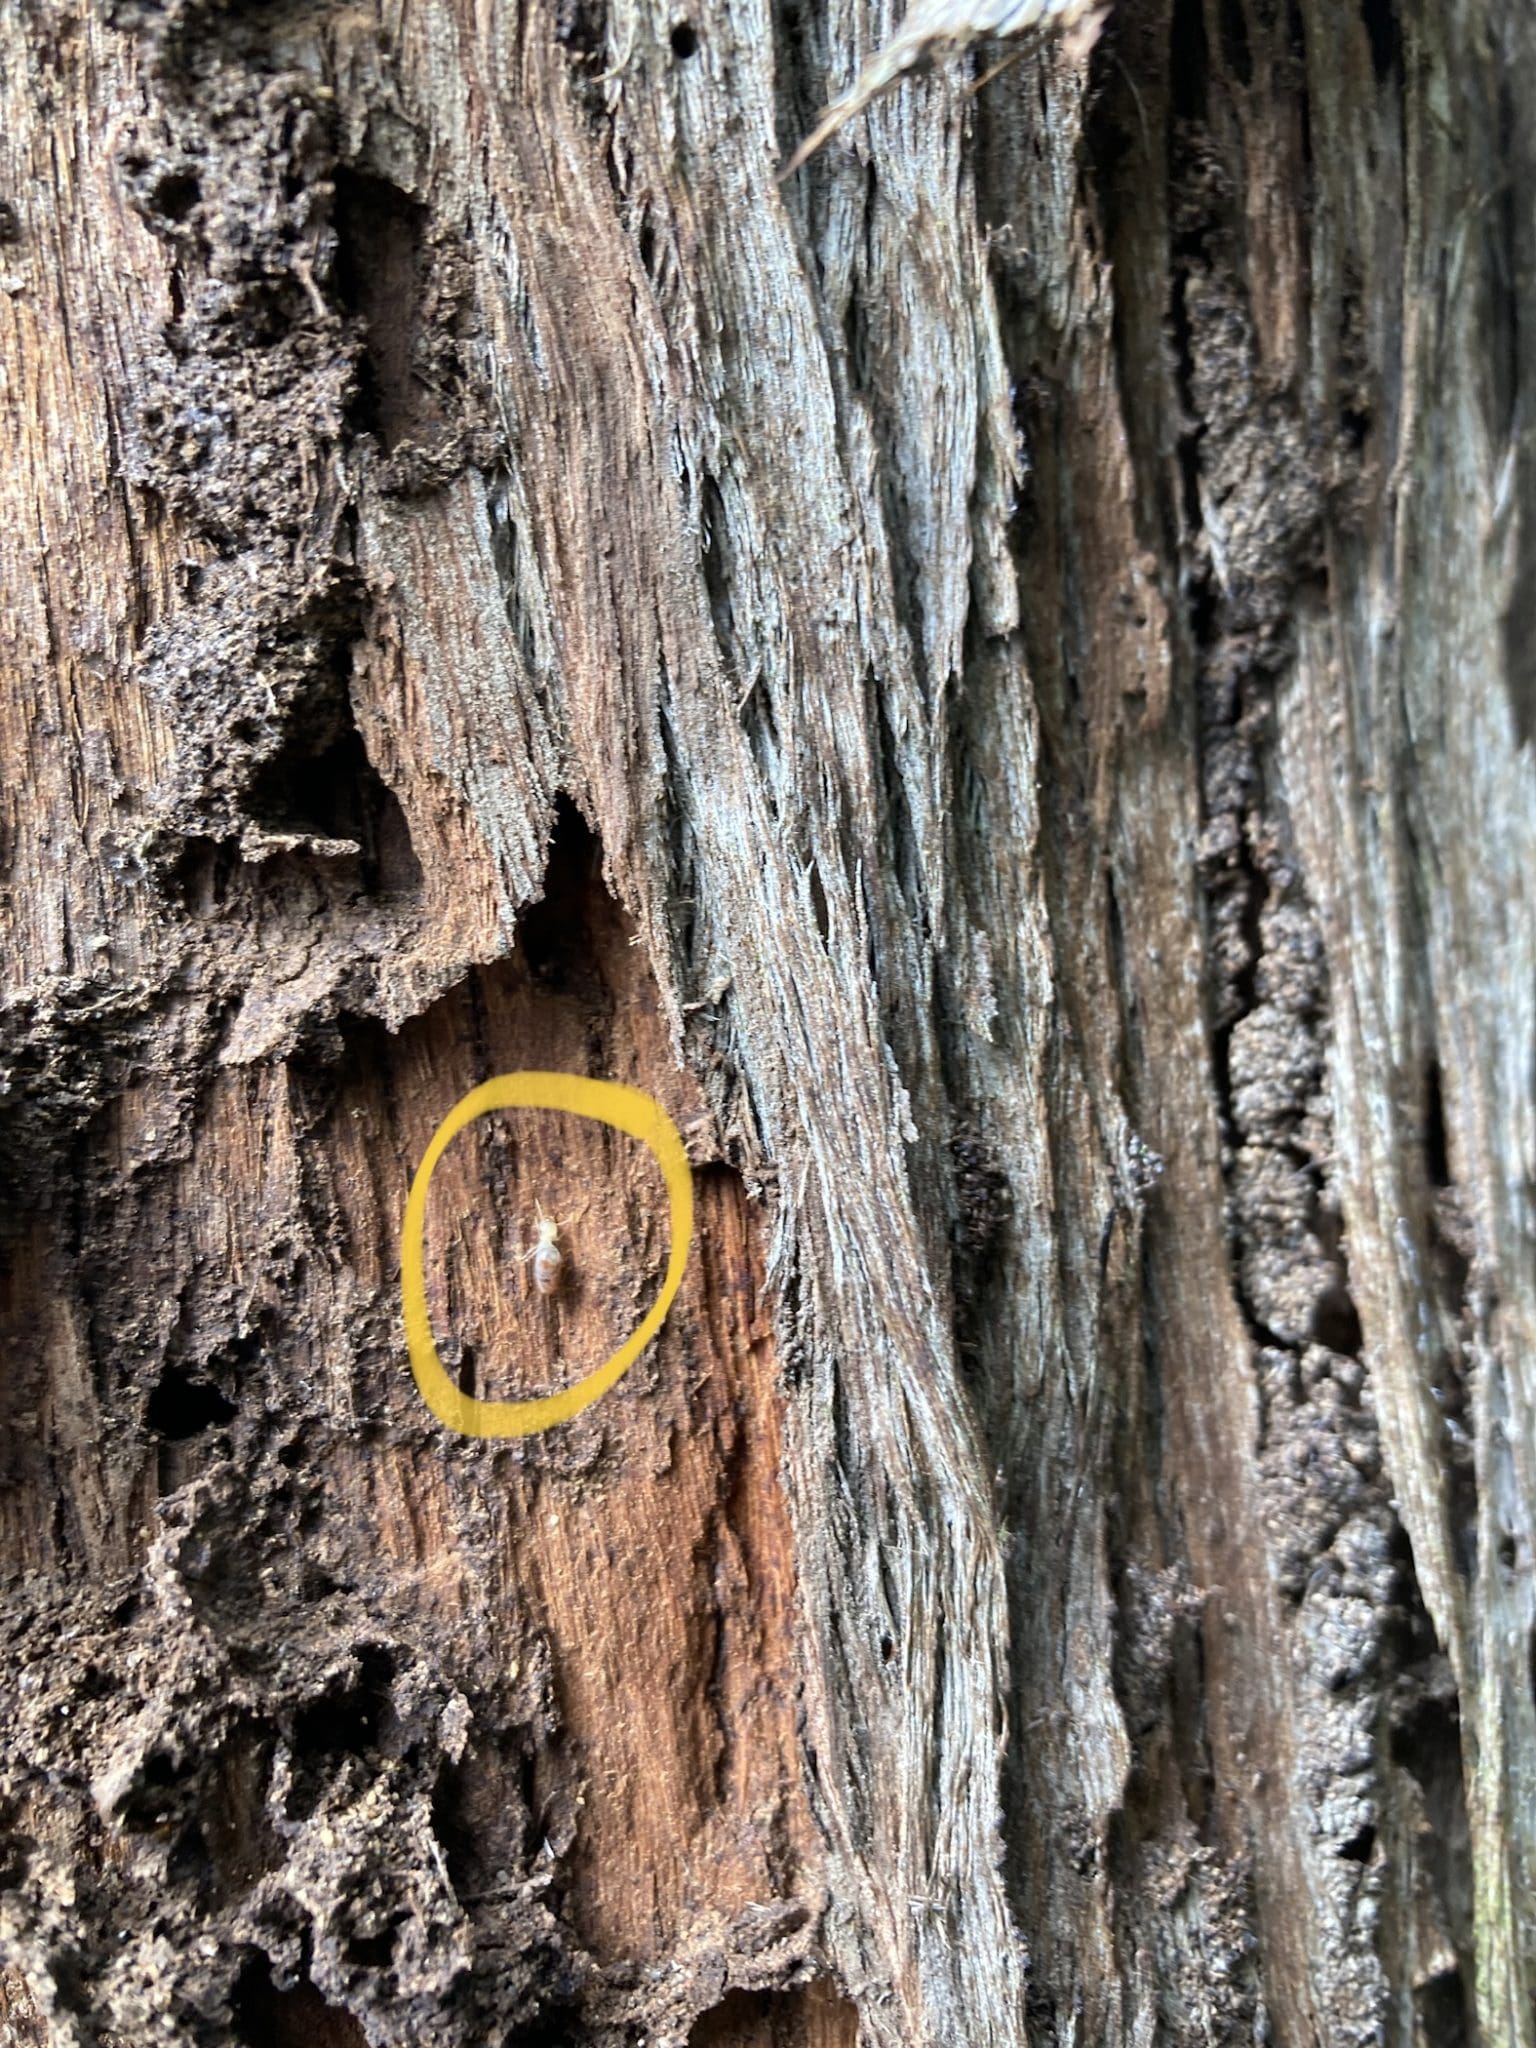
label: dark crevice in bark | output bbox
[946,1119,1013,1383]
[1390,1668,1475,2044]
[1492,59,1536,747]
[331,169,428,450]
[1423,1059,1451,1189]
[1358,0,1399,86]
[1288,0,1313,176]
[1169,0,1211,125]
[841,261,870,391]
[486,480,556,704]
[697,471,788,826]
[805,861,831,948]
[515,799,610,995]
[869,667,922,925]
[1488,71,1521,457]
[766,0,835,189]
[699,470,737,680]
[432,1736,545,1912]
[687,1982,858,2045]
[246,718,424,901]
[555,0,609,70]
[657,693,703,975]
[286,1644,397,1811]
[147,1362,239,1441]
[232,1954,370,2048]
[1416,1052,1479,1566]
[635,204,661,285]
[1216,0,1252,91]
[1415,1970,1472,2048]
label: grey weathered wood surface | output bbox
[0,2,1531,2045]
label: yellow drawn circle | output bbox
[401,1073,693,1438]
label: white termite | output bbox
[522,1204,565,1297]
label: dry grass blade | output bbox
[778,0,1110,179]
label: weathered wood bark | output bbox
[1,1,1532,2045]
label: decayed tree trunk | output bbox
[1,0,1532,2044]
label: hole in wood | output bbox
[146,1364,237,1440]
[232,1955,368,2048]
[688,1982,860,2048]
[330,168,429,450]
[246,723,423,898]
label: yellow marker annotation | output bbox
[402,1073,693,1437]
